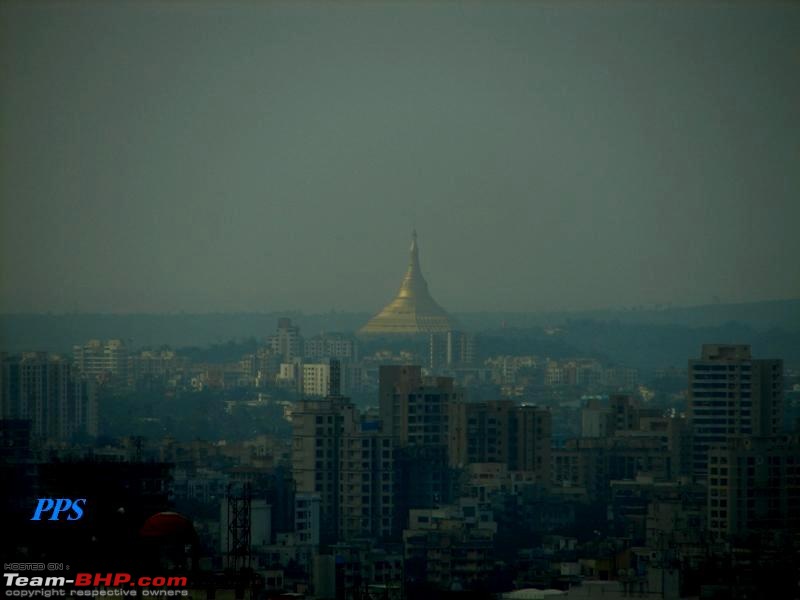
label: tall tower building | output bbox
[338,425,395,541]
[291,382,395,543]
[271,318,303,362]
[379,366,463,523]
[378,365,462,447]
[301,358,351,398]
[449,400,552,486]
[429,330,477,372]
[689,344,783,480]
[291,396,357,544]
[73,339,128,383]
[302,362,332,398]
[304,333,359,362]
[580,394,640,438]
[1,353,96,442]
[707,435,800,539]
[359,232,456,335]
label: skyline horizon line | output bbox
[1,295,798,318]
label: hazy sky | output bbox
[1,1,798,314]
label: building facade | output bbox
[0,352,97,442]
[707,435,800,540]
[378,365,462,448]
[449,399,552,486]
[73,339,129,383]
[689,344,783,480]
[271,318,303,363]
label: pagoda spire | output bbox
[359,231,455,335]
[406,228,417,262]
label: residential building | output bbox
[707,434,800,540]
[291,394,395,543]
[338,424,395,541]
[291,396,356,544]
[449,399,551,486]
[302,362,332,397]
[294,492,321,547]
[552,436,673,501]
[581,395,641,438]
[304,333,359,362]
[403,498,497,590]
[689,344,783,480]
[270,318,303,363]
[301,359,355,398]
[73,339,129,383]
[0,352,97,442]
[378,365,462,448]
[429,330,476,371]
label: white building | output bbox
[219,498,272,554]
[73,339,128,381]
[302,362,331,397]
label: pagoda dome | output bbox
[359,231,456,335]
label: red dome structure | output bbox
[139,512,196,540]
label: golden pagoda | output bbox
[359,231,456,335]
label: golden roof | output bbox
[359,231,456,335]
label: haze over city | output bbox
[1,1,799,314]
[4,3,800,600]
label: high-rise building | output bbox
[602,366,640,390]
[292,396,356,544]
[73,339,129,383]
[294,492,321,547]
[636,413,693,479]
[689,344,783,480]
[0,352,96,442]
[581,394,640,438]
[544,358,603,387]
[707,435,800,539]
[294,366,470,544]
[304,333,359,362]
[291,393,395,543]
[300,359,360,398]
[238,347,280,388]
[393,443,458,533]
[302,362,332,398]
[448,399,551,486]
[378,366,464,527]
[270,318,303,362]
[552,436,673,501]
[338,424,395,541]
[429,330,476,372]
[359,232,456,335]
[128,349,187,389]
[403,498,496,590]
[581,398,616,438]
[378,365,462,447]
[277,360,302,392]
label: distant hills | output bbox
[0,311,370,355]
[456,299,800,332]
[1,299,798,369]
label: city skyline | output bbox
[2,2,799,597]
[1,2,799,314]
